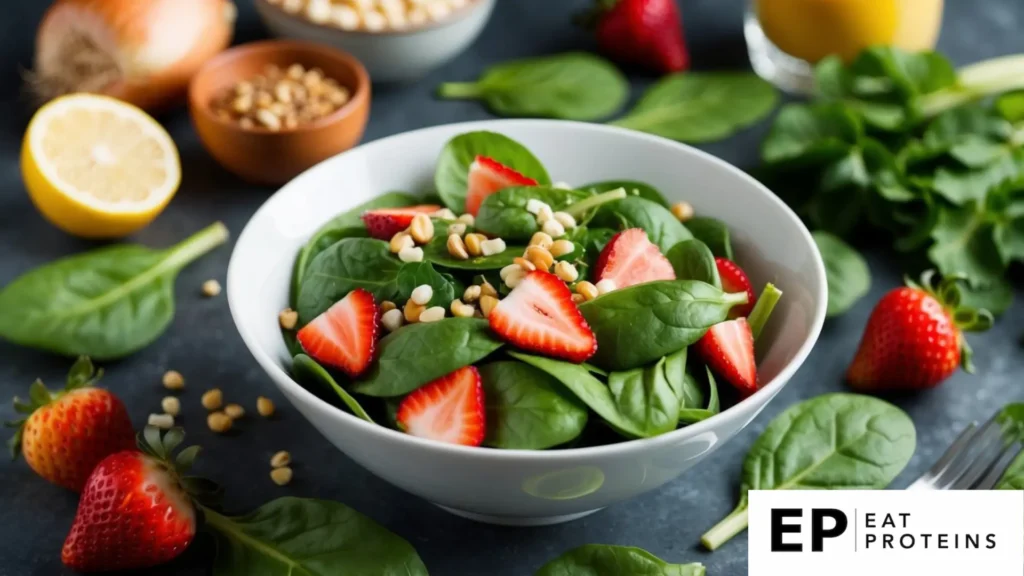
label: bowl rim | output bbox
[187,39,371,135]
[227,118,828,462]
[255,0,492,38]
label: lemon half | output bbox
[21,94,181,238]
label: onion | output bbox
[32,0,236,112]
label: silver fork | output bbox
[908,412,1023,490]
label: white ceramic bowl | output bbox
[227,119,827,526]
[254,0,495,83]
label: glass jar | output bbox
[746,0,945,94]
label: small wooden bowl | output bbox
[189,40,370,185]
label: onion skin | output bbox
[35,0,236,112]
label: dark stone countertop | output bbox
[0,1,1022,575]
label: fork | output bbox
[908,412,1023,490]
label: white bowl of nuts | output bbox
[255,0,496,82]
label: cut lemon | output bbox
[21,94,181,238]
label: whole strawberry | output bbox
[7,357,134,491]
[847,271,993,391]
[62,427,209,572]
[580,0,690,74]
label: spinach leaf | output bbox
[476,186,590,241]
[535,545,705,576]
[610,73,778,143]
[761,103,862,167]
[679,366,720,424]
[422,235,522,271]
[591,196,692,253]
[296,238,402,324]
[479,361,589,450]
[996,91,1024,123]
[292,354,374,423]
[437,52,628,121]
[927,200,1006,287]
[701,394,916,550]
[0,222,228,360]
[812,231,871,317]
[435,131,551,213]
[583,180,669,207]
[394,262,457,308]
[204,498,428,576]
[666,239,721,288]
[684,217,734,260]
[579,281,747,371]
[663,347,698,407]
[353,318,504,397]
[606,357,680,437]
[998,452,1024,490]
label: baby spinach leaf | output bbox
[535,544,705,576]
[684,217,734,260]
[292,354,374,423]
[394,262,457,308]
[422,235,522,271]
[666,239,721,288]
[610,73,778,143]
[606,357,680,437]
[476,186,590,240]
[579,281,747,371]
[998,452,1024,490]
[353,318,504,397]
[996,91,1024,123]
[479,361,588,450]
[435,131,551,213]
[927,200,1006,287]
[204,498,428,576]
[583,180,668,207]
[0,222,228,360]
[297,238,402,324]
[761,103,862,166]
[702,394,916,550]
[813,232,871,317]
[591,196,692,253]
[679,367,720,424]
[663,347,698,406]
[437,52,628,121]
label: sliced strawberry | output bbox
[297,288,379,378]
[465,156,538,216]
[489,271,597,362]
[396,366,485,446]
[361,205,441,240]
[716,257,756,318]
[696,318,758,395]
[595,228,676,289]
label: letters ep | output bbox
[771,508,848,552]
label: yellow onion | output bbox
[32,0,236,112]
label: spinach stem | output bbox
[564,188,627,218]
[700,505,748,551]
[747,283,782,341]
[920,54,1024,118]
[167,222,231,271]
[201,505,299,567]
[437,82,484,99]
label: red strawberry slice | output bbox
[396,366,485,446]
[465,156,538,216]
[297,288,379,378]
[716,257,756,318]
[595,228,676,289]
[696,318,758,395]
[361,205,441,240]
[489,271,597,362]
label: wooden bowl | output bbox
[189,40,370,185]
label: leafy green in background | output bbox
[812,232,871,316]
[535,545,705,576]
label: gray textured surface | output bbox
[0,1,1022,575]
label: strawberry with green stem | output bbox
[577,0,690,74]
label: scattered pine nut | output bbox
[225,404,246,419]
[596,279,617,295]
[500,264,520,282]
[409,214,435,244]
[271,466,294,486]
[550,239,575,258]
[201,388,224,411]
[554,261,579,283]
[526,199,550,215]
[541,219,565,238]
[480,238,506,256]
[479,281,498,298]
[410,284,434,306]
[161,396,181,417]
[208,411,233,433]
[447,234,469,259]
[398,246,424,263]
[419,306,446,323]
[671,201,694,222]
[148,413,174,429]
[271,451,292,468]
[257,396,276,417]
[162,370,185,391]
[457,213,475,225]
[536,205,554,224]
[504,267,526,289]
[447,223,467,237]
[390,232,414,254]
[525,245,555,272]
[279,308,299,330]
[576,281,599,301]
[433,208,457,220]
[464,233,485,257]
[479,295,499,318]
[463,285,481,302]
[381,308,404,332]
[380,300,397,313]
[552,182,573,190]
[513,257,536,272]
[450,299,475,318]
[529,232,553,249]
[202,280,222,297]
[571,293,585,304]
[553,212,577,230]
[404,300,426,323]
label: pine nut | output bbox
[553,212,577,230]
[479,295,499,318]
[410,284,434,306]
[208,412,233,433]
[409,214,434,244]
[536,205,553,223]
[381,308,404,332]
[271,451,292,468]
[305,0,331,23]
[363,10,387,31]
[202,279,222,297]
[480,281,498,298]
[447,234,469,259]
[541,219,565,238]
[500,264,520,281]
[330,4,360,29]
[433,208,457,220]
[671,201,694,222]
[457,213,475,225]
[225,404,245,419]
[161,397,181,417]
[504,267,526,288]
[404,300,425,323]
[552,181,573,190]
[481,238,507,256]
[529,232,553,249]
[450,299,475,318]
[554,261,579,283]
[202,389,223,411]
[464,233,485,256]
[463,285,481,302]
[398,246,424,263]
[390,232,414,254]
[550,239,575,258]
[576,281,599,301]
[257,396,276,417]
[148,413,174,429]
[447,223,467,237]
[271,466,294,486]
[419,306,445,323]
[257,109,282,131]
[380,300,397,312]
[526,199,550,215]
[571,293,585,304]
[513,257,536,272]
[279,308,298,330]
[525,245,555,272]
[596,279,617,295]
[162,370,185,391]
